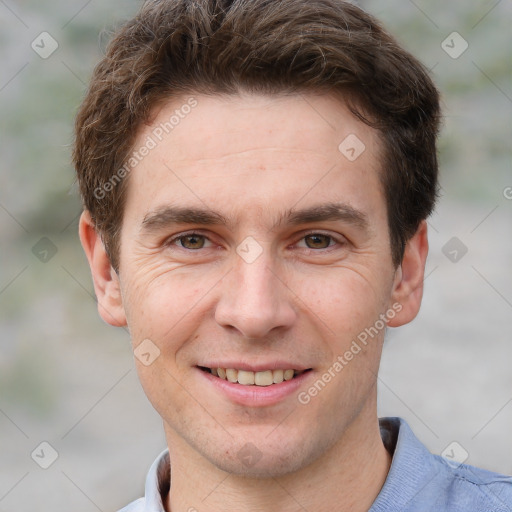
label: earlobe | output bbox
[78,210,127,327]
[387,220,429,328]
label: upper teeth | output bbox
[210,368,296,386]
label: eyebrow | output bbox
[141,206,229,233]
[282,203,369,231]
[140,202,369,234]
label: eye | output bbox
[297,233,339,250]
[302,233,333,249]
[167,232,212,250]
[164,231,344,253]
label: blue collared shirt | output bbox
[118,417,512,511]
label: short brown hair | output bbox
[73,0,441,271]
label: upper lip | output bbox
[197,362,312,372]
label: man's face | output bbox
[86,92,424,477]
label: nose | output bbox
[214,248,297,339]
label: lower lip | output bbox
[196,368,313,407]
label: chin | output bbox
[201,431,323,479]
[212,450,308,479]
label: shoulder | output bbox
[430,456,512,511]
[372,417,512,512]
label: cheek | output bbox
[121,265,242,377]
[295,267,389,337]
[121,263,207,347]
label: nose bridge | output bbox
[236,251,277,306]
[214,246,296,339]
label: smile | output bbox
[198,366,311,386]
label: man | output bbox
[73,0,512,510]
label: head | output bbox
[76,0,440,477]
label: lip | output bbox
[196,366,313,407]
[196,362,311,372]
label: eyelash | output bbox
[164,230,346,252]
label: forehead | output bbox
[124,92,384,223]
[147,92,378,160]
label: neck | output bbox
[164,405,391,512]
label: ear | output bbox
[78,210,127,327]
[387,220,429,327]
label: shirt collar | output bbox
[142,448,169,512]
[369,417,438,512]
[142,417,424,511]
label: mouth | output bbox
[197,366,313,386]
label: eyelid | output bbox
[164,229,347,250]
[165,230,214,248]
[294,230,347,249]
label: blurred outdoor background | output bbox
[0,0,511,510]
